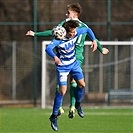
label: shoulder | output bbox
[78,20,88,28]
[58,20,66,26]
[49,39,61,45]
[52,38,62,43]
[76,27,87,32]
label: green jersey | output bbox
[58,19,87,66]
[34,19,103,66]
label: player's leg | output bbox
[68,77,76,118]
[75,78,85,118]
[68,57,84,118]
[50,85,67,131]
[70,77,77,107]
[70,60,85,118]
[56,84,64,116]
[52,85,67,116]
[49,69,68,131]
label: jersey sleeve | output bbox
[34,20,66,36]
[45,39,60,58]
[34,30,52,37]
[87,34,103,53]
[76,28,96,41]
[96,39,103,53]
[77,27,103,53]
[58,20,66,26]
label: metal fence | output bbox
[41,41,133,108]
[0,41,41,107]
[0,0,133,107]
[0,41,133,107]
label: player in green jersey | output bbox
[26,3,109,118]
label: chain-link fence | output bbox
[0,0,133,107]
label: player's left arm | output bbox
[87,33,109,54]
[91,38,109,54]
[76,27,97,52]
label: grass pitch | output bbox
[0,107,133,133]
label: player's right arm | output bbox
[26,20,65,37]
[26,30,52,37]
[34,30,52,36]
[58,20,66,26]
[45,39,61,65]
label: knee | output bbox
[77,82,85,88]
[58,86,67,96]
[59,91,65,96]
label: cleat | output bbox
[68,106,75,118]
[75,106,84,118]
[49,115,58,131]
[57,107,64,117]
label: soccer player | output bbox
[46,20,97,131]
[26,3,109,118]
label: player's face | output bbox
[66,28,76,38]
[66,10,75,19]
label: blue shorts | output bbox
[56,60,84,86]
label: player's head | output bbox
[66,3,82,19]
[63,20,79,38]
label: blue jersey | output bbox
[45,27,96,66]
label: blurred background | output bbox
[0,0,133,108]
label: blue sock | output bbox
[75,86,84,103]
[52,92,63,115]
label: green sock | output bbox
[69,82,77,107]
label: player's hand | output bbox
[54,56,61,65]
[102,48,109,54]
[90,40,97,52]
[25,30,34,36]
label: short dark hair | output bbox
[67,3,82,16]
[63,20,79,33]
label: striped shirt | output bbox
[45,27,96,66]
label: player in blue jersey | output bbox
[26,3,109,119]
[46,20,97,131]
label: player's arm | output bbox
[58,20,66,26]
[86,33,109,54]
[83,28,103,53]
[77,27,96,40]
[45,40,57,58]
[34,20,65,36]
[26,20,65,37]
[90,38,109,54]
[34,30,52,36]
[77,27,97,52]
[45,39,61,65]
[26,30,52,37]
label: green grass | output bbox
[0,107,133,133]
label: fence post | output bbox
[33,0,37,107]
[12,41,16,100]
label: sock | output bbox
[52,92,63,115]
[75,86,84,103]
[70,82,77,107]
[55,84,59,92]
[51,114,58,118]
[55,84,63,107]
